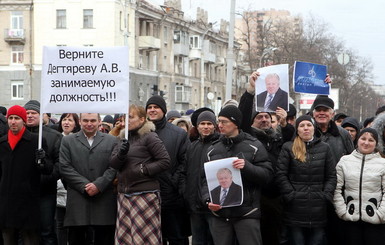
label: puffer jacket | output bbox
[276,137,336,227]
[204,131,273,220]
[334,150,385,224]
[110,121,171,194]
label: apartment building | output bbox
[0,0,242,112]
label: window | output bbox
[174,30,188,44]
[190,35,200,48]
[174,56,184,74]
[11,81,24,100]
[56,9,66,28]
[163,26,168,43]
[11,11,23,29]
[11,46,24,64]
[175,85,191,102]
[83,9,93,28]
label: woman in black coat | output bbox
[276,115,336,245]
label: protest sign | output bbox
[255,64,289,112]
[293,61,329,95]
[41,46,129,114]
[204,157,243,208]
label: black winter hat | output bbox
[357,128,379,145]
[146,95,167,114]
[251,111,271,124]
[218,105,242,128]
[341,117,360,132]
[295,115,315,131]
[312,95,334,110]
[334,112,348,121]
[0,106,7,116]
[287,104,297,117]
[197,111,217,126]
[24,100,40,113]
[103,115,114,124]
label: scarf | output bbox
[8,126,26,150]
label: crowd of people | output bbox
[1,70,385,245]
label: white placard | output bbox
[41,46,129,114]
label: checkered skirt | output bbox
[115,192,162,245]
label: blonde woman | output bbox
[276,115,336,245]
[110,105,170,244]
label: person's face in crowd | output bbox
[253,113,271,130]
[147,104,164,121]
[218,116,238,137]
[43,113,50,125]
[26,110,40,127]
[265,76,280,94]
[297,120,314,142]
[128,109,145,131]
[8,115,24,135]
[335,118,345,126]
[197,121,215,138]
[357,132,376,154]
[80,113,100,137]
[271,114,278,130]
[61,114,76,135]
[313,107,334,126]
[344,126,357,141]
[287,116,296,126]
[217,171,233,189]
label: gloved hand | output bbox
[118,139,129,159]
[35,148,46,169]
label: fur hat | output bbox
[7,105,27,122]
[146,95,167,114]
[218,105,242,128]
[24,100,40,113]
[190,107,215,127]
[197,111,217,126]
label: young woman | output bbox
[57,113,80,136]
[276,115,336,245]
[334,128,385,244]
[110,105,170,244]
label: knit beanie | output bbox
[0,106,7,116]
[146,95,167,114]
[166,110,181,121]
[24,100,40,113]
[357,128,379,145]
[218,105,242,128]
[103,115,114,124]
[295,115,315,131]
[191,107,214,127]
[251,111,272,123]
[7,105,27,122]
[197,111,217,126]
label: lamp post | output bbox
[259,47,278,68]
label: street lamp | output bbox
[259,47,278,68]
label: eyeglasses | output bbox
[218,119,231,125]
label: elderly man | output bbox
[206,105,273,245]
[59,113,118,245]
[256,73,288,112]
[0,105,51,245]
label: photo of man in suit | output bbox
[256,73,288,112]
[210,168,242,207]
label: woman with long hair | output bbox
[276,115,336,245]
[334,128,385,244]
[110,104,170,244]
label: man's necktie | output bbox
[220,189,228,206]
[264,94,273,111]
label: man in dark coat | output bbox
[24,99,62,245]
[146,95,191,245]
[0,105,51,244]
[210,168,242,207]
[59,113,118,245]
[256,73,288,112]
[205,105,273,245]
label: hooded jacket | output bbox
[334,150,385,224]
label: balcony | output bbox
[189,48,201,60]
[138,36,160,50]
[4,29,26,44]
[174,43,189,56]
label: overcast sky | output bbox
[150,0,385,85]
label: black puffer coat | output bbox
[205,131,273,220]
[276,138,336,227]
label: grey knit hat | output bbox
[24,100,40,113]
[197,111,217,126]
